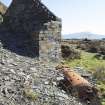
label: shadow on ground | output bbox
[57,79,102,105]
[0,25,39,58]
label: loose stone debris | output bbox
[0,0,102,105]
[0,43,101,105]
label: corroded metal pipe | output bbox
[56,65,100,103]
[62,68,94,99]
[63,68,91,87]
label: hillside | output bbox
[0,29,89,105]
[62,41,105,105]
[62,32,105,39]
[65,50,105,71]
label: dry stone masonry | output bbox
[0,1,99,105]
[4,0,62,62]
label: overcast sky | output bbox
[1,0,105,35]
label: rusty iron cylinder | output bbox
[62,67,98,101]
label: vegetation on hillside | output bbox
[64,51,105,71]
[61,45,81,60]
[61,40,105,105]
[77,39,105,59]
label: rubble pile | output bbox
[0,44,85,105]
[0,40,101,105]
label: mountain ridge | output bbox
[62,32,105,39]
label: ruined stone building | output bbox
[3,0,62,62]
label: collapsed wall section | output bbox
[3,0,62,62]
[39,21,61,62]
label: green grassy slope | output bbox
[64,50,105,105]
[65,50,105,72]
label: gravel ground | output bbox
[0,47,85,105]
[0,28,101,105]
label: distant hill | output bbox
[0,1,7,14]
[62,32,105,40]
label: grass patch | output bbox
[97,81,105,105]
[23,88,39,101]
[64,50,105,72]
[64,50,105,105]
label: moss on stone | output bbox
[23,88,39,101]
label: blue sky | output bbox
[1,0,105,35]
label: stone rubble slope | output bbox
[0,28,98,105]
[0,49,84,105]
[0,43,87,105]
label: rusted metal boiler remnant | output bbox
[56,65,99,102]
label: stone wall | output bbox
[3,0,62,62]
[31,20,62,62]
[39,21,61,62]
